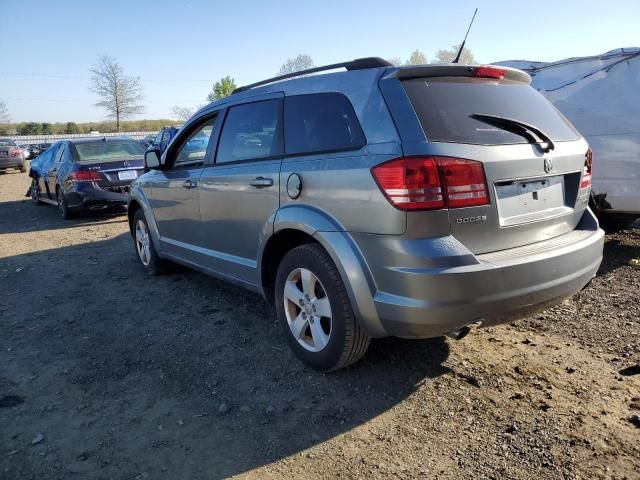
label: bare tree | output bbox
[431,44,477,65]
[0,100,10,123]
[386,57,403,67]
[278,54,314,75]
[89,55,145,132]
[170,106,196,122]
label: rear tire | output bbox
[19,165,26,173]
[56,187,74,219]
[132,209,167,275]
[275,244,370,372]
[31,179,42,205]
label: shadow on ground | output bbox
[1,210,450,478]
[0,198,127,234]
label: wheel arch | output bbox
[127,189,162,253]
[258,205,386,337]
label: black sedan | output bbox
[28,137,146,219]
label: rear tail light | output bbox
[371,156,489,211]
[580,148,593,189]
[70,170,102,182]
[9,148,21,157]
[473,66,506,80]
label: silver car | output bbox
[128,58,604,371]
[0,138,26,172]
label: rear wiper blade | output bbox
[470,113,555,152]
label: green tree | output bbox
[20,122,40,135]
[89,55,146,132]
[406,49,428,65]
[278,54,314,75]
[207,76,236,102]
[40,123,52,135]
[432,44,477,65]
[65,122,79,134]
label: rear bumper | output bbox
[0,156,24,169]
[64,183,129,210]
[352,209,604,338]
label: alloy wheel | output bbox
[135,219,151,266]
[283,267,332,352]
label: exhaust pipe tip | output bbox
[446,326,471,341]
[445,319,484,341]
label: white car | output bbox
[497,48,640,228]
[20,145,32,160]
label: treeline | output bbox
[2,119,177,136]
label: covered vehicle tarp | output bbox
[28,144,59,178]
[496,48,640,214]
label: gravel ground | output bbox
[1,170,639,480]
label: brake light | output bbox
[473,66,506,80]
[9,148,21,157]
[580,148,593,189]
[70,170,102,182]
[371,156,489,211]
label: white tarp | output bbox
[497,48,640,213]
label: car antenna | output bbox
[452,8,478,64]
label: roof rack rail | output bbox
[232,57,392,94]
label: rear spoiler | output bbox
[385,64,532,84]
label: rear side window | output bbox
[284,93,365,156]
[402,77,579,145]
[216,99,282,163]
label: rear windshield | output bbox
[0,138,16,146]
[73,140,145,163]
[402,77,579,145]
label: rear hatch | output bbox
[73,140,146,192]
[395,66,591,254]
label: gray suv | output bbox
[129,58,604,371]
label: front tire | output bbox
[275,244,370,372]
[132,210,167,275]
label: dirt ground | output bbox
[1,170,639,480]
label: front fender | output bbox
[261,204,386,338]
[128,184,162,255]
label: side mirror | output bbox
[144,149,162,169]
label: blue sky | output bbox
[1,0,638,123]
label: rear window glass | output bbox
[73,140,146,163]
[284,93,366,155]
[402,77,579,145]
[217,99,282,163]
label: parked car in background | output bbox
[26,144,41,158]
[147,126,180,153]
[19,145,32,160]
[497,48,640,229]
[139,135,155,148]
[0,138,26,172]
[29,137,146,218]
[129,58,604,372]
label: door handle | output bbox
[249,177,273,188]
[183,180,198,189]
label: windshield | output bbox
[73,140,146,163]
[402,77,580,145]
[0,138,16,147]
